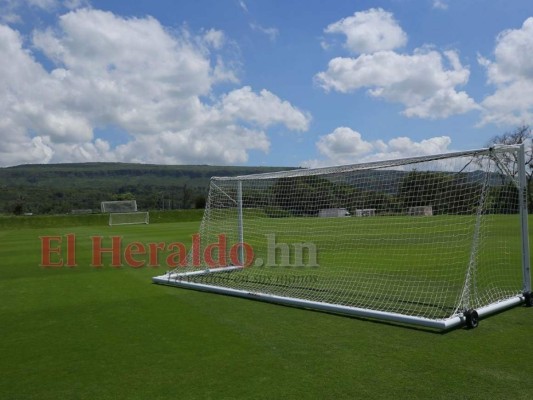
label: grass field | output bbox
[1,211,532,399]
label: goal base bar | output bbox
[153,268,526,330]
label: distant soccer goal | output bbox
[355,208,376,217]
[408,205,433,216]
[101,200,149,226]
[108,211,149,226]
[153,144,531,330]
[318,208,350,217]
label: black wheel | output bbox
[524,291,533,307]
[464,309,479,329]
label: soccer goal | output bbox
[108,212,149,226]
[408,205,433,216]
[101,200,149,226]
[153,144,531,330]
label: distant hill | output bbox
[0,163,296,215]
[0,162,510,216]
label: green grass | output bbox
[0,209,205,229]
[1,211,532,399]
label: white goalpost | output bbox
[101,200,149,226]
[153,145,531,330]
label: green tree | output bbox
[487,125,533,210]
[270,176,338,216]
[182,184,193,209]
[112,192,135,200]
[12,203,23,215]
[194,195,206,209]
[398,171,482,215]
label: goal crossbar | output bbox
[212,145,522,181]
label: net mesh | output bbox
[165,146,524,321]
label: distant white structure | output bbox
[101,200,149,226]
[355,209,376,217]
[408,206,433,216]
[318,208,351,218]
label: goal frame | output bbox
[153,144,531,330]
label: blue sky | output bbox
[1,0,532,167]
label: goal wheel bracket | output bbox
[464,309,479,329]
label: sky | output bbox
[0,0,533,168]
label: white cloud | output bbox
[34,10,216,96]
[238,0,248,13]
[110,126,270,165]
[28,0,58,9]
[375,135,452,160]
[478,17,533,126]
[219,86,310,131]
[0,12,21,24]
[316,48,478,118]
[250,22,279,42]
[0,0,21,23]
[50,138,115,163]
[402,87,479,119]
[202,28,226,50]
[432,0,448,10]
[0,0,89,24]
[0,0,60,22]
[303,127,452,167]
[0,8,310,166]
[317,9,478,120]
[0,136,54,166]
[0,23,69,163]
[315,127,373,162]
[63,0,90,9]
[324,8,407,54]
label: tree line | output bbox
[0,163,289,215]
[255,170,519,217]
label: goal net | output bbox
[109,212,149,226]
[154,145,531,330]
